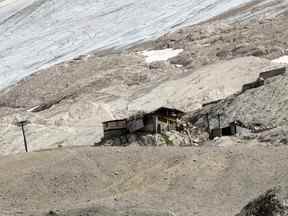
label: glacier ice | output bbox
[0,0,263,89]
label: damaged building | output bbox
[140,107,184,133]
[209,121,238,140]
[100,107,185,144]
[204,113,238,140]
[102,118,128,141]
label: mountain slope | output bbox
[0,0,284,89]
[2,6,288,154]
[0,56,276,155]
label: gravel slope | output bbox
[1,146,288,216]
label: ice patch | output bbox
[142,49,183,64]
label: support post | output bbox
[155,115,158,145]
[206,113,210,132]
[217,113,222,137]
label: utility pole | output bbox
[16,120,30,153]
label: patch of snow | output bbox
[27,105,40,112]
[272,56,288,64]
[142,49,183,64]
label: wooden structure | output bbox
[209,122,237,140]
[103,119,128,139]
[206,113,238,140]
[127,113,145,133]
[141,107,184,134]
[259,67,286,80]
[241,67,285,93]
[202,99,223,108]
[102,107,185,142]
[242,78,265,92]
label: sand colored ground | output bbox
[0,145,288,216]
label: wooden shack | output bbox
[100,107,185,146]
[102,107,185,142]
[209,122,237,140]
[141,107,185,133]
[102,119,128,139]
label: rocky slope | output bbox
[189,68,288,145]
[0,56,277,154]
[140,12,288,69]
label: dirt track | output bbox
[1,145,288,216]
